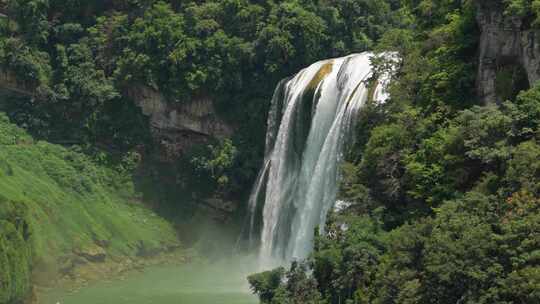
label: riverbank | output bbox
[39,255,258,304]
[32,248,192,304]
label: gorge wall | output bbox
[476,0,540,104]
[0,74,234,161]
[127,86,234,161]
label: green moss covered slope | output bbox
[0,112,179,303]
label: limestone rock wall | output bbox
[476,1,540,104]
[127,86,234,159]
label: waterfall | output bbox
[248,52,392,268]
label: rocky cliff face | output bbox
[127,86,234,160]
[0,70,34,102]
[0,72,234,160]
[476,1,540,104]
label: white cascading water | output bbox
[248,52,392,268]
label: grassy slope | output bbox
[0,112,179,302]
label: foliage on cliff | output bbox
[504,0,540,26]
[3,0,400,90]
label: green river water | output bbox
[41,261,258,304]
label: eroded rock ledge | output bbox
[127,86,233,159]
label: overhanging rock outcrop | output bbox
[127,86,233,159]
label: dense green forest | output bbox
[0,0,539,303]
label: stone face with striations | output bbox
[75,244,107,263]
[475,0,540,104]
[127,85,234,159]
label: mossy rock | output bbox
[75,244,107,263]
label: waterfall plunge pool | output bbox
[41,260,258,304]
